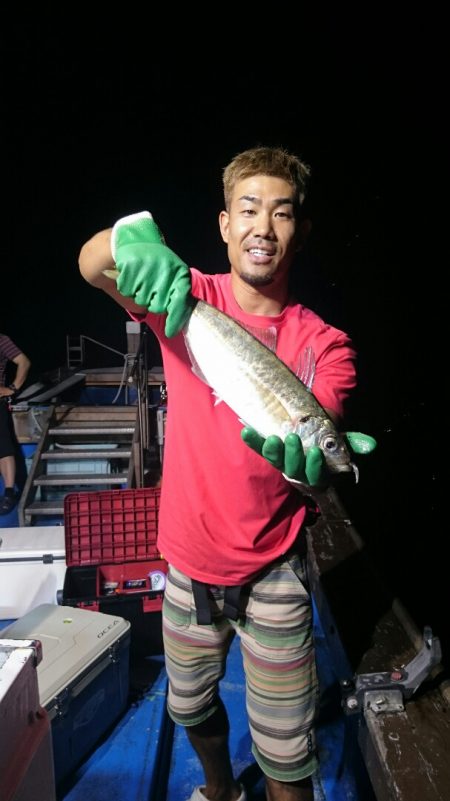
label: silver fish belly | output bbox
[183,300,353,475]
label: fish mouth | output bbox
[334,462,359,483]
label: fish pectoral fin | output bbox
[345,432,377,454]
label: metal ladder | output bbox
[66,335,85,370]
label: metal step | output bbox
[19,402,139,527]
[24,500,65,516]
[48,426,135,436]
[53,406,137,422]
[41,449,132,460]
[33,472,129,486]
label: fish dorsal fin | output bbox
[240,324,278,352]
[242,327,316,392]
[296,346,316,390]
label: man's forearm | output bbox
[79,228,115,288]
[78,228,147,313]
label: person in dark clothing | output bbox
[0,333,31,514]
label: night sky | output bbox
[1,15,444,657]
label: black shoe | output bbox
[0,493,18,515]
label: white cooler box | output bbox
[2,604,131,786]
[0,527,66,619]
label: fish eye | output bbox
[323,436,337,451]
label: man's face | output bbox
[219,175,299,288]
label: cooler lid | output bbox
[0,526,66,562]
[1,603,131,708]
[63,488,161,567]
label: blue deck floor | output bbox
[165,610,374,801]
[57,656,169,801]
[51,605,375,801]
[0,537,375,801]
[1,488,374,797]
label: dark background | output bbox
[0,14,444,660]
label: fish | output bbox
[183,299,359,479]
[103,268,375,479]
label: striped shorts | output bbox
[162,552,319,782]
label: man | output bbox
[0,333,31,514]
[79,146,375,801]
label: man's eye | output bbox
[242,208,256,216]
[275,211,292,219]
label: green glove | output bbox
[241,427,326,487]
[111,211,194,337]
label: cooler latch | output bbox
[108,643,120,664]
[54,686,71,718]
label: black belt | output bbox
[190,530,312,626]
[191,580,242,625]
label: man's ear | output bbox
[219,210,229,243]
[296,218,312,251]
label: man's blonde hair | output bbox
[222,146,311,212]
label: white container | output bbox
[0,527,66,620]
[0,638,56,801]
[2,605,131,786]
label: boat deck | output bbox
[2,446,449,799]
[53,607,375,801]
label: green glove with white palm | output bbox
[241,428,326,486]
[111,211,195,337]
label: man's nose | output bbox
[253,212,274,238]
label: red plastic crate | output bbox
[63,488,162,566]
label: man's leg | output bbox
[265,775,313,801]
[238,551,318,801]
[162,566,243,801]
[186,698,243,801]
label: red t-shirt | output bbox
[137,271,356,585]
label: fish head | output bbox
[318,423,362,482]
[297,417,356,477]
[318,428,355,475]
